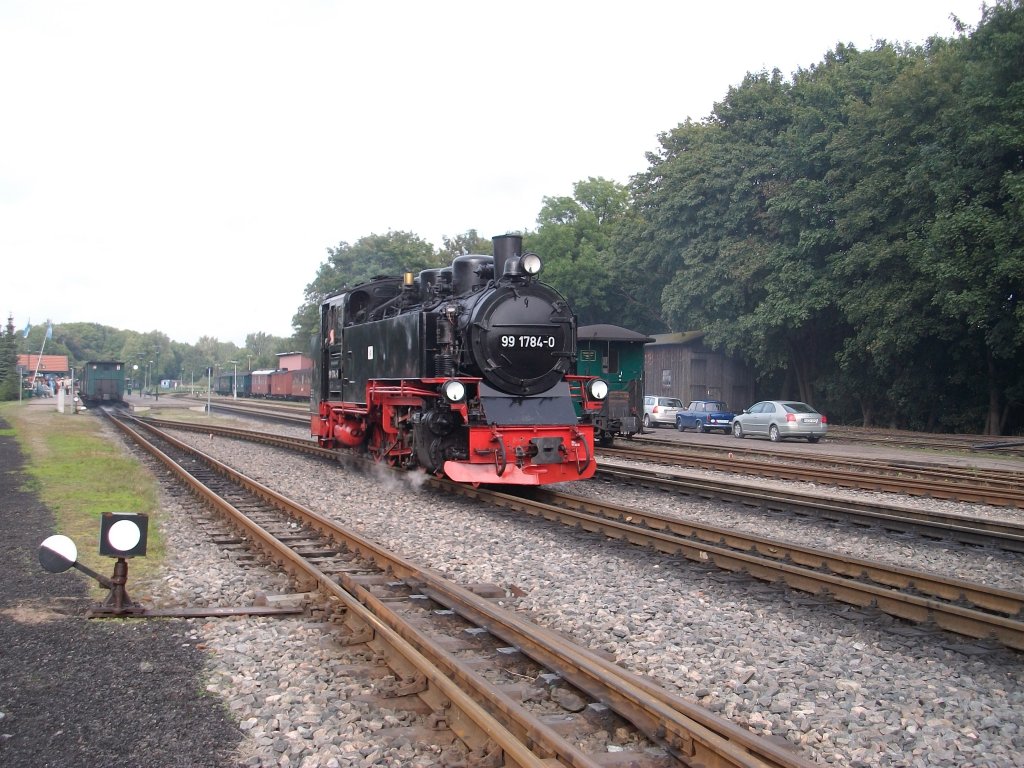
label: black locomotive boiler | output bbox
[310,234,609,485]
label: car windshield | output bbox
[665,399,682,408]
[783,402,817,414]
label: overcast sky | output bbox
[1,1,984,347]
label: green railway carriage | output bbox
[80,361,126,405]
[576,325,653,445]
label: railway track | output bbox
[112,411,812,768]
[596,462,1024,554]
[172,398,1024,506]
[203,398,309,425]
[140,416,1024,652]
[602,443,1024,508]
[827,426,1024,455]
[484,485,1024,653]
[140,418,1024,553]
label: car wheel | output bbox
[769,424,781,442]
[677,420,686,432]
[807,435,820,443]
[732,421,744,438]
[643,414,651,429]
[695,420,705,433]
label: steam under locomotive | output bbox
[310,234,608,485]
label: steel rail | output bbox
[626,436,1024,488]
[596,463,1024,553]
[111,416,569,766]
[139,419,1024,644]
[601,445,1024,507]
[118,415,813,768]
[142,418,1024,552]
[439,484,1024,653]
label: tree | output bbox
[529,178,650,328]
[245,332,289,371]
[829,2,1024,432]
[921,0,1024,433]
[0,316,18,400]
[628,71,824,387]
[440,230,492,259]
[292,231,444,340]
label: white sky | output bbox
[1,1,984,346]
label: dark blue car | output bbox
[676,400,736,433]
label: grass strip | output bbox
[1,402,164,597]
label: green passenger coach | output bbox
[80,361,126,406]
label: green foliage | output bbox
[440,229,492,259]
[2,404,164,590]
[0,320,18,400]
[620,2,1024,432]
[292,230,445,341]
[529,178,657,328]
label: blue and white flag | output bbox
[22,322,31,338]
[46,323,53,340]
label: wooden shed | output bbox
[644,332,754,411]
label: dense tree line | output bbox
[527,2,1021,434]
[614,1,1023,433]
[7,4,1020,434]
[0,320,298,398]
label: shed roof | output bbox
[577,324,654,343]
[648,331,706,346]
[17,354,70,374]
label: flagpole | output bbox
[32,321,51,383]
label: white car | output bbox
[643,395,683,429]
[731,400,827,443]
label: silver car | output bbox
[731,400,827,443]
[643,395,684,429]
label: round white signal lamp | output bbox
[39,534,78,573]
[108,520,142,552]
[99,512,149,557]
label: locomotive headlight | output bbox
[521,252,542,275]
[441,379,466,403]
[587,379,609,401]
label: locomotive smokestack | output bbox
[492,234,522,279]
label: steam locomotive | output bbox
[310,234,608,485]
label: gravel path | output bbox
[5,410,1024,767]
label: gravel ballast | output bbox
[159,423,1024,767]
[6,409,1024,767]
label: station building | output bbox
[17,354,70,396]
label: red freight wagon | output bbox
[251,370,273,397]
[290,368,312,399]
[270,369,293,398]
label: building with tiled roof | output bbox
[17,354,69,375]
